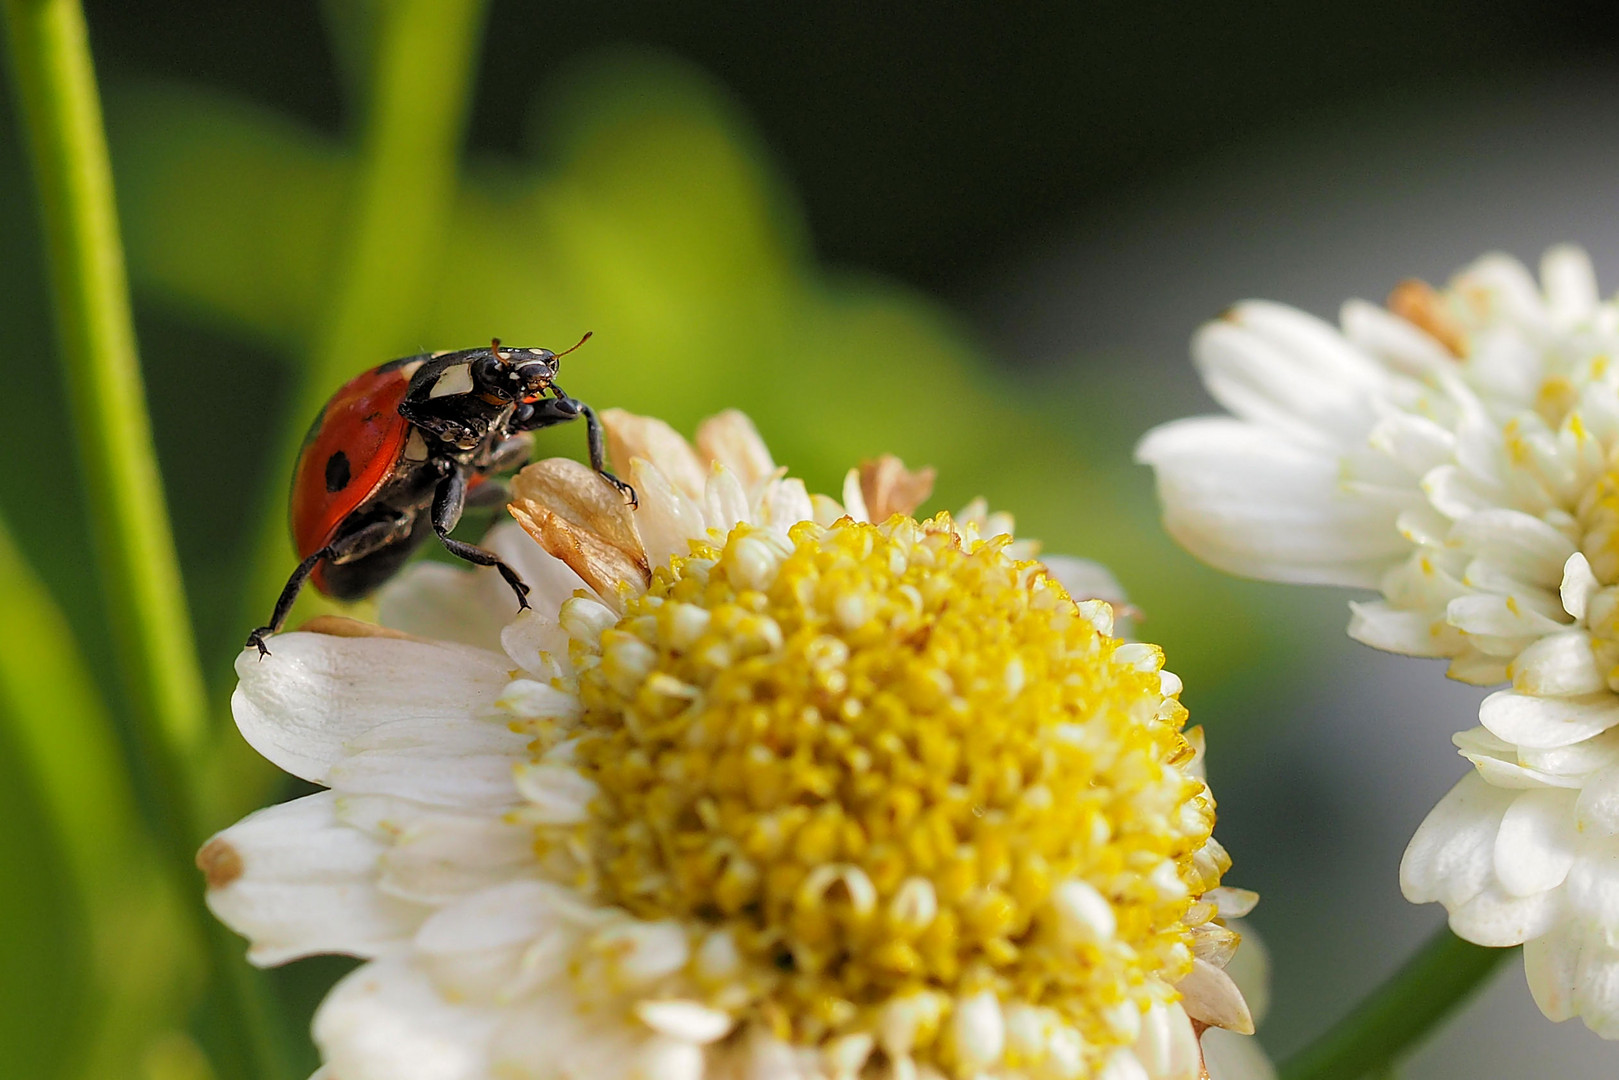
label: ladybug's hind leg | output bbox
[431,466,531,611]
[245,514,415,657]
[246,547,328,657]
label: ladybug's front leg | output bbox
[430,465,531,611]
[517,393,636,508]
[577,402,637,509]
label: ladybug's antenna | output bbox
[489,337,507,362]
[554,331,592,359]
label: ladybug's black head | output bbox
[471,343,557,402]
[469,334,592,403]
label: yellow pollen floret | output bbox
[550,515,1216,1070]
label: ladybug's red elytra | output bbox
[246,335,635,656]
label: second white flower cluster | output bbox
[1140,246,1619,1038]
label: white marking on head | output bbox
[404,429,430,461]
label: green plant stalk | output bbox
[0,2,288,1078]
[1279,928,1512,1080]
[0,0,204,778]
[237,0,489,671]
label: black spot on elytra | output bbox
[325,450,351,493]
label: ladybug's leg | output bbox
[431,467,531,611]
[245,547,329,657]
[515,395,637,508]
[576,402,636,508]
[244,515,414,657]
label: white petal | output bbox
[1448,883,1560,946]
[1339,297,1452,376]
[1562,553,1601,621]
[233,633,510,784]
[1542,244,1599,325]
[1422,465,1498,521]
[1573,946,1619,1038]
[1511,632,1605,697]
[1220,918,1271,1025]
[1176,958,1254,1034]
[1097,1048,1152,1080]
[952,991,1004,1070]
[1137,417,1405,588]
[1449,509,1576,588]
[413,881,570,955]
[1369,412,1456,477]
[702,465,752,532]
[1347,601,1448,657]
[1576,762,1619,833]
[498,609,570,679]
[755,476,816,532]
[359,801,537,905]
[1192,315,1378,446]
[695,410,775,489]
[628,457,708,570]
[636,1000,735,1044]
[1471,754,1580,789]
[1480,690,1619,749]
[1200,1027,1277,1080]
[1132,1000,1201,1080]
[1042,555,1127,604]
[1445,592,1565,640]
[377,563,507,653]
[487,520,597,616]
[1494,788,1579,896]
[1400,773,1514,907]
[512,761,598,824]
[1566,852,1619,930]
[1205,887,1260,919]
[315,957,496,1080]
[327,747,521,810]
[1524,923,1582,1023]
[201,792,428,965]
[840,468,870,524]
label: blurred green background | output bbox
[5,2,1619,1078]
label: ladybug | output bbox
[246,335,635,656]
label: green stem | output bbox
[0,0,204,776]
[237,0,488,670]
[1279,928,1511,1080]
[0,2,288,1078]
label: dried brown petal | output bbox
[601,408,706,500]
[695,410,776,489]
[1388,278,1468,357]
[297,615,423,641]
[196,837,243,889]
[858,454,936,521]
[510,458,650,605]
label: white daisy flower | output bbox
[1136,246,1619,1038]
[202,409,1266,1080]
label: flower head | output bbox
[205,410,1261,1079]
[1138,246,1619,1038]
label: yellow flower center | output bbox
[555,516,1215,1068]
